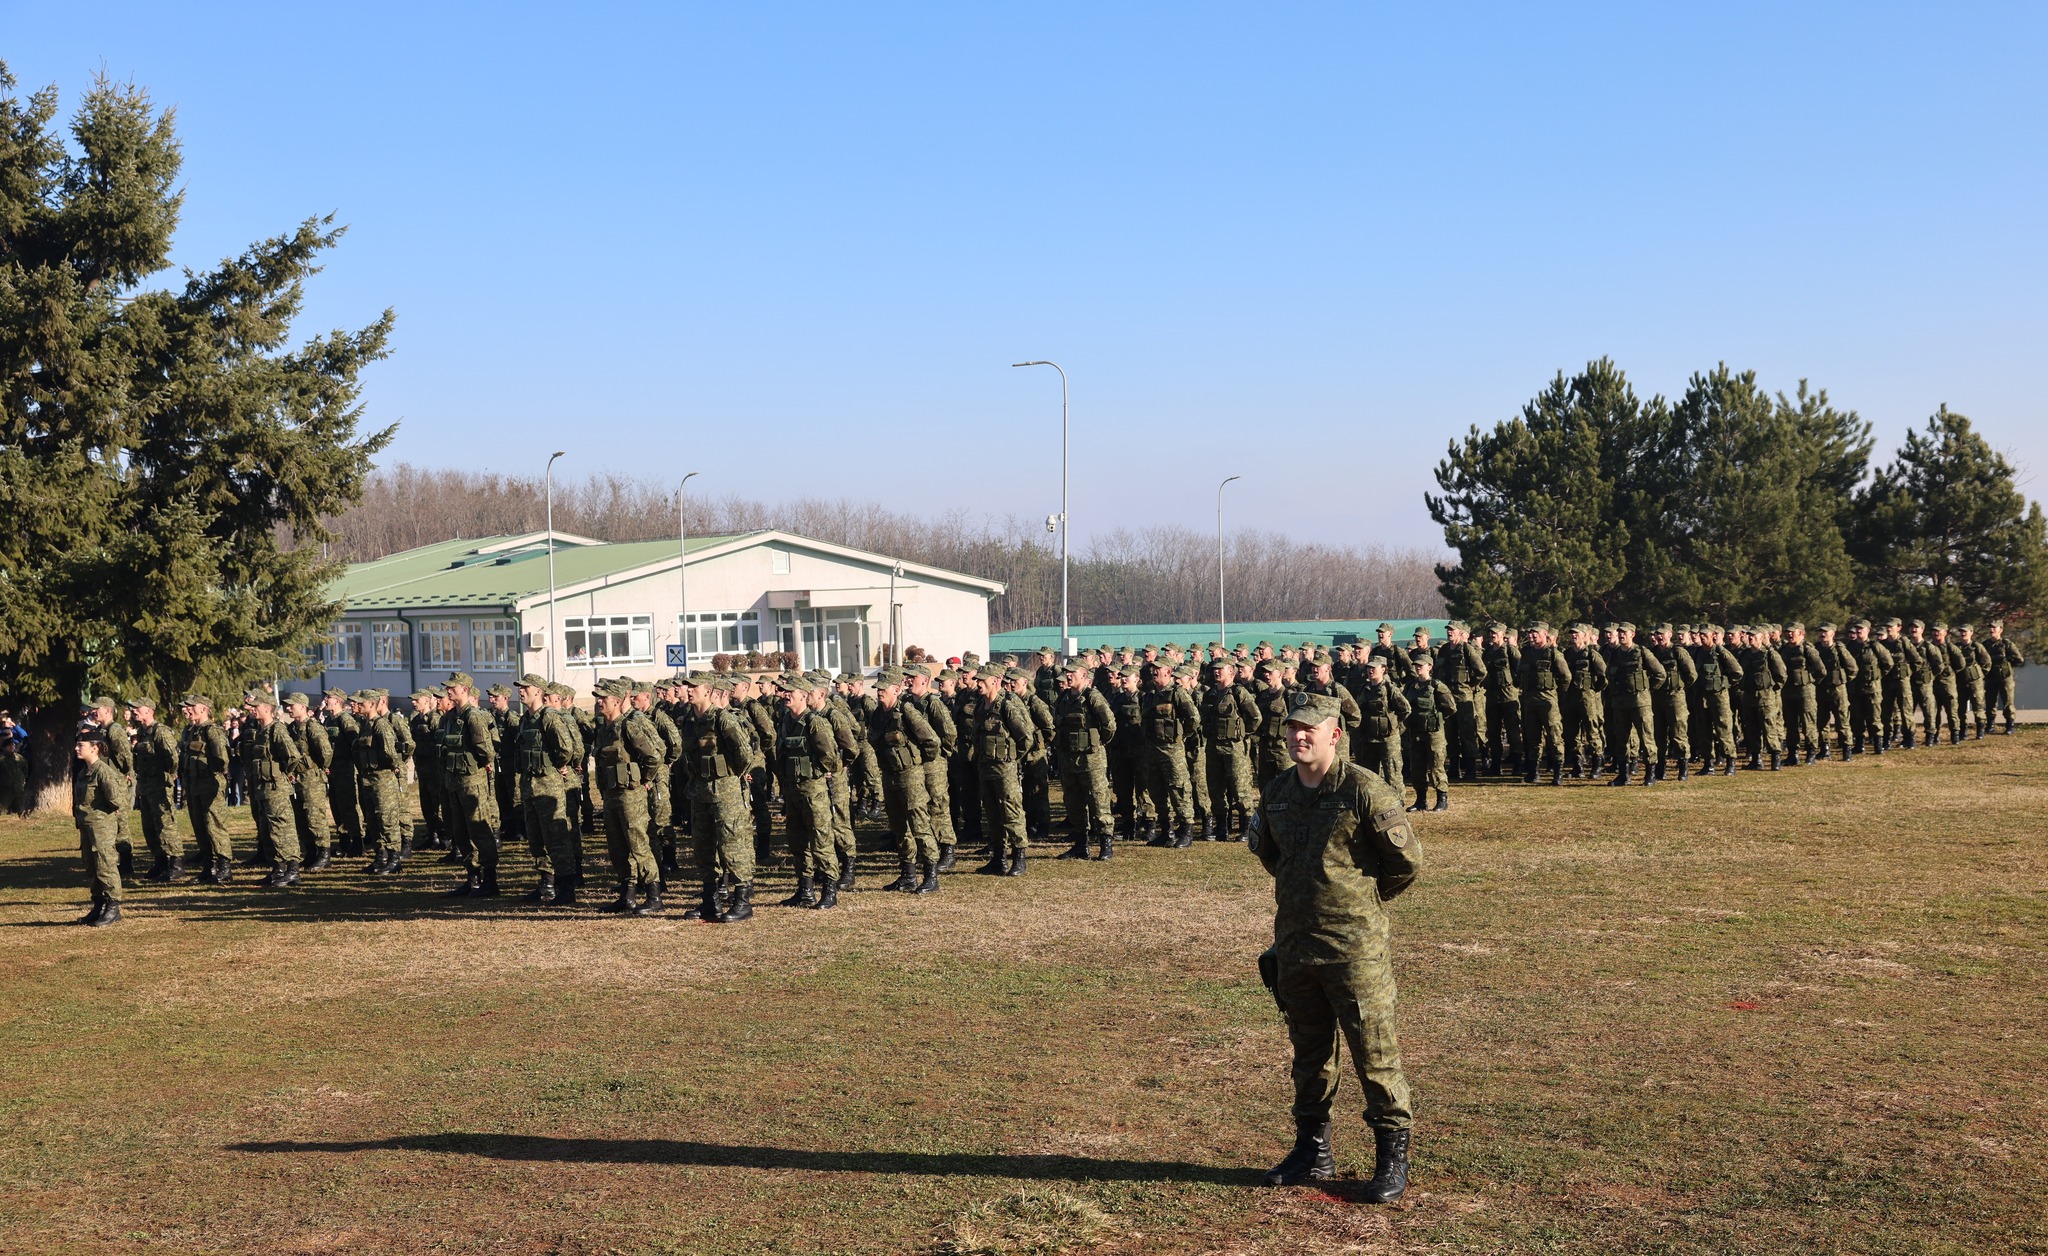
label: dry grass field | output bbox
[2,733,2045,1254]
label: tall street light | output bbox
[545,450,566,681]
[1217,475,1241,649]
[1012,360,1069,657]
[677,471,700,671]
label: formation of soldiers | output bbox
[55,612,2028,926]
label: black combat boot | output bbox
[476,868,500,897]
[1549,755,1564,787]
[1675,758,1689,782]
[366,849,388,875]
[1432,789,1449,811]
[1642,761,1656,786]
[1768,751,1781,771]
[526,873,556,904]
[779,875,816,908]
[303,846,330,873]
[601,881,637,914]
[1261,1118,1335,1187]
[1721,755,1735,775]
[76,892,106,926]
[1095,833,1113,860]
[723,882,754,920]
[1005,847,1027,875]
[976,847,1008,875]
[144,854,167,882]
[632,882,663,916]
[683,878,722,921]
[117,845,135,881]
[88,900,123,928]
[165,855,188,884]
[1609,758,1632,786]
[262,861,290,889]
[914,860,938,894]
[936,843,957,872]
[446,871,480,897]
[552,870,578,906]
[837,860,856,892]
[214,856,234,884]
[282,859,302,886]
[1171,825,1194,849]
[883,859,918,891]
[813,876,839,909]
[1803,748,1816,765]
[1056,838,1091,860]
[1359,1128,1411,1204]
[1523,761,1539,784]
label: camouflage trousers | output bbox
[1183,738,1210,824]
[826,769,855,867]
[1696,689,1738,759]
[1882,678,1914,743]
[445,771,500,875]
[1450,693,1486,775]
[1991,674,2018,728]
[1604,691,1654,762]
[979,761,1029,853]
[359,769,402,856]
[328,765,361,844]
[1933,677,1961,740]
[1562,693,1604,767]
[691,774,755,885]
[1783,683,1820,757]
[1651,692,1690,766]
[294,769,332,853]
[520,771,576,879]
[77,811,122,904]
[1739,689,1785,756]
[1818,684,1853,752]
[1353,735,1402,792]
[780,770,838,883]
[136,788,179,864]
[601,784,659,891]
[1204,744,1254,832]
[1960,676,1987,732]
[1142,745,1195,831]
[1060,750,1114,838]
[185,782,231,864]
[922,758,955,849]
[1402,725,1447,798]
[1110,752,1147,834]
[1486,692,1522,769]
[1849,688,1883,750]
[880,767,938,864]
[1911,678,1937,743]
[250,783,299,864]
[1521,694,1565,767]
[1023,754,1052,839]
[1276,956,1411,1133]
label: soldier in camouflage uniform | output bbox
[512,674,579,905]
[1983,620,2025,733]
[905,664,960,868]
[1880,618,1919,748]
[1892,620,1932,748]
[1400,651,1455,811]
[972,668,1038,874]
[841,672,884,820]
[1053,663,1119,859]
[1645,625,1695,781]
[1251,661,1295,794]
[1175,665,1214,837]
[1840,620,1890,754]
[1012,667,1057,844]
[1140,659,1204,848]
[284,693,335,872]
[1107,667,1152,839]
[676,675,761,920]
[321,688,363,858]
[86,697,136,880]
[1251,689,1418,1203]
[352,689,411,876]
[438,673,502,897]
[1778,623,1826,765]
[1366,623,1413,683]
[1517,623,1572,785]
[629,683,682,882]
[486,684,525,849]
[590,679,666,915]
[1812,623,1857,760]
[775,675,842,908]
[1351,655,1408,788]
[71,729,128,927]
[1481,623,1522,776]
[1927,623,1963,745]
[409,690,445,851]
[947,667,986,853]
[1956,624,1992,738]
[1732,627,1787,769]
[1200,658,1258,842]
[814,678,862,890]
[869,669,943,893]
[1602,624,1666,786]
[1560,624,1607,778]
[1689,625,1744,775]
[126,697,184,881]
[241,689,307,887]
[1431,623,1487,783]
[178,694,235,884]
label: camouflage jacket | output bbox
[1248,757,1419,965]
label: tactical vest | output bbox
[515,718,553,776]
[1205,689,1247,743]
[1485,646,1519,697]
[1112,693,1145,750]
[875,707,924,772]
[354,722,393,773]
[1611,646,1648,694]
[1781,645,1811,685]
[1567,648,1600,693]
[1358,682,1397,740]
[1742,650,1780,693]
[977,705,1019,764]
[1408,681,1442,732]
[778,714,817,781]
[1144,695,1186,745]
[594,727,641,793]
[1057,696,1101,755]
[1697,648,1727,694]
[1522,651,1560,695]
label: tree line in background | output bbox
[326,465,1447,634]
[1427,359,2048,636]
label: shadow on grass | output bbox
[227,1133,1251,1184]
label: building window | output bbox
[471,618,518,671]
[418,619,463,668]
[771,547,791,574]
[565,614,654,666]
[680,611,761,661]
[371,621,410,671]
[330,622,364,671]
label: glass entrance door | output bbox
[795,607,868,673]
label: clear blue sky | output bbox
[13,3,2046,550]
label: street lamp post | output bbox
[678,471,700,671]
[1217,475,1241,649]
[545,450,566,681]
[1011,360,1069,657]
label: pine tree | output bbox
[1427,359,1640,627]
[0,65,392,805]
[1852,407,2048,631]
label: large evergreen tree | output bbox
[0,65,392,805]
[1426,359,1645,627]
[1851,407,2048,630]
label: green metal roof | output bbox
[333,533,757,611]
[991,618,1451,653]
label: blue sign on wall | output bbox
[666,645,688,668]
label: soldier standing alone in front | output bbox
[1251,690,1418,1202]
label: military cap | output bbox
[178,692,212,709]
[1884,618,1902,629]
[1932,621,1948,632]
[1412,625,1431,637]
[426,684,447,698]
[634,681,656,695]
[73,727,105,744]
[995,654,1015,666]
[903,662,932,678]
[1446,620,1468,633]
[1960,623,1977,634]
[1786,621,1804,633]
[1525,620,1549,633]
[283,691,312,708]
[409,689,434,705]
[445,671,476,690]
[1991,618,2005,629]
[1909,618,1925,630]
[938,667,960,681]
[1173,665,1196,679]
[1119,664,1141,677]
[994,666,1022,683]
[1618,621,1635,633]
[1210,655,1237,669]
[1408,647,1432,663]
[124,694,159,712]
[875,668,906,687]
[1285,690,1341,726]
[1363,653,1389,670]
[90,695,118,711]
[1656,623,1674,635]
[243,688,277,707]
[517,672,550,689]
[485,683,511,698]
[777,674,813,693]
[1817,622,1836,633]
[1850,617,1870,629]
[546,682,571,699]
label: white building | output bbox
[315,530,1006,696]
